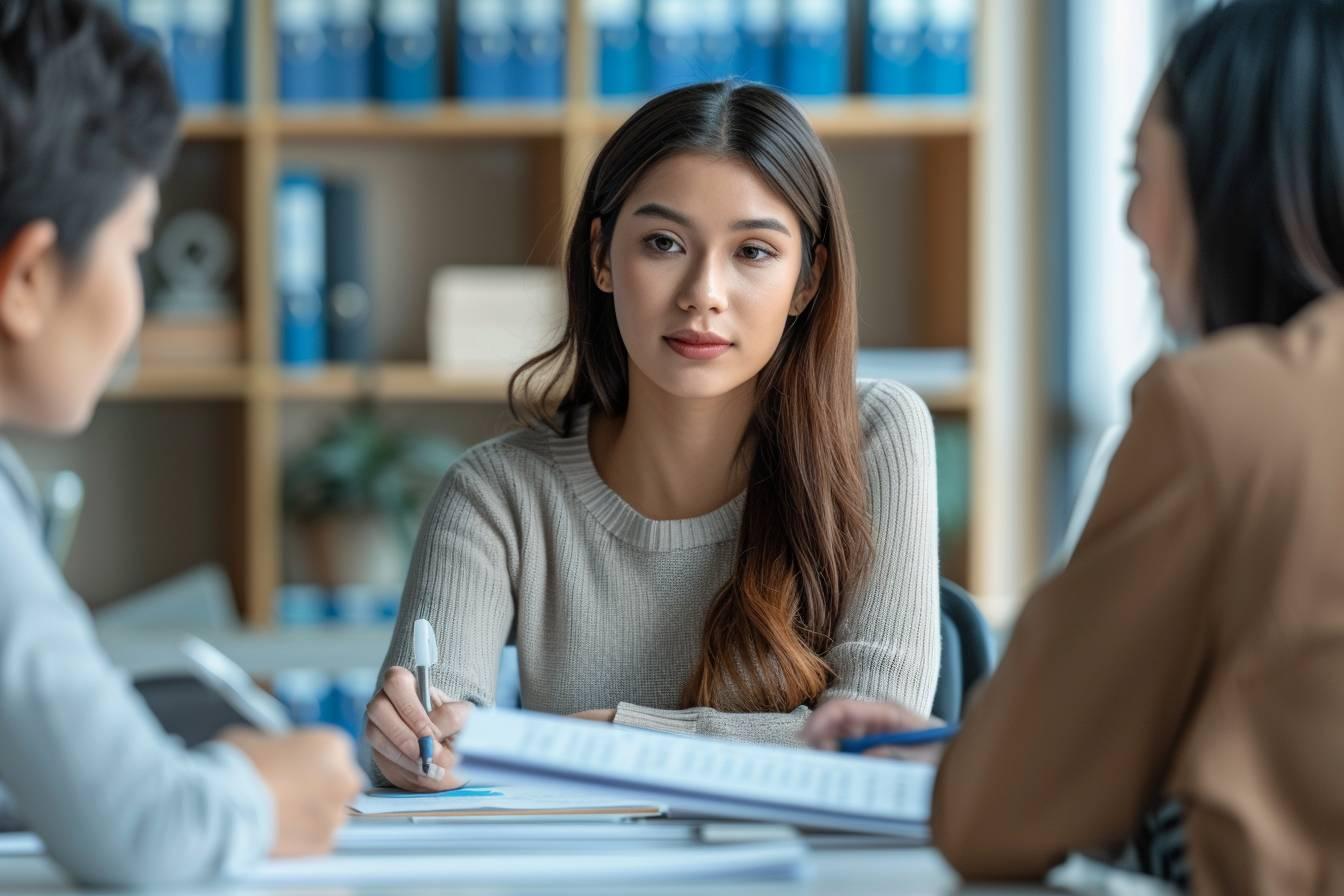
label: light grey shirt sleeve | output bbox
[0,447,275,887]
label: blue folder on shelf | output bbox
[275,0,326,104]
[513,0,566,102]
[739,0,782,86]
[590,0,643,98]
[172,0,232,107]
[867,0,923,96]
[124,0,174,62]
[646,0,699,94]
[325,0,374,103]
[224,0,247,102]
[699,0,741,83]
[375,0,440,104]
[924,0,974,96]
[457,0,512,101]
[275,171,327,367]
[782,0,847,98]
[323,179,373,363]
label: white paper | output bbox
[350,782,663,816]
[247,840,809,885]
[0,833,42,857]
[339,819,697,849]
[456,709,935,837]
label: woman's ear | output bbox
[790,243,828,316]
[0,220,60,344]
[589,217,613,293]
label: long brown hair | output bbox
[509,81,870,713]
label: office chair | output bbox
[931,578,997,723]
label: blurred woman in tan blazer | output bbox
[806,1,1344,892]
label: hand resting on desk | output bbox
[804,699,948,764]
[220,726,364,857]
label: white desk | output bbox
[0,841,1174,895]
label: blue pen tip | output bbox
[417,735,434,775]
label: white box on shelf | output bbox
[428,266,566,379]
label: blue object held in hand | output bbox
[838,724,960,754]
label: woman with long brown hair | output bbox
[364,80,940,791]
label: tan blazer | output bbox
[933,295,1344,894]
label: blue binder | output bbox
[739,0,782,86]
[867,0,923,96]
[275,172,327,367]
[124,0,174,63]
[589,0,642,98]
[325,0,374,103]
[699,0,741,83]
[275,0,326,104]
[782,0,847,98]
[376,0,441,104]
[646,0,699,94]
[172,0,232,107]
[924,0,973,96]
[456,0,512,102]
[513,0,566,102]
[323,179,373,363]
[224,0,247,102]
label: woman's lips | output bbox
[664,334,733,360]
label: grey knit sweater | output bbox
[378,380,940,750]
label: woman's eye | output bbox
[739,245,775,262]
[646,235,681,253]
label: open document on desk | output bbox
[454,708,933,838]
[350,783,664,819]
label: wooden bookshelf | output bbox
[274,104,567,140]
[579,96,977,139]
[105,365,250,400]
[267,365,509,402]
[64,0,1043,622]
[181,111,252,140]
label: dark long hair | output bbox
[1162,0,1344,332]
[509,81,871,713]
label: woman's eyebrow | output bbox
[632,202,693,228]
[732,217,791,237]
[631,203,792,239]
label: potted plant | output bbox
[282,410,462,588]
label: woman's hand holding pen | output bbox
[804,699,949,764]
[365,666,472,792]
[221,726,365,857]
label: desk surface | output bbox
[0,843,1172,895]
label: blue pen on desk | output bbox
[412,619,439,775]
[839,724,960,754]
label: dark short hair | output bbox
[0,0,180,264]
[1162,0,1344,332]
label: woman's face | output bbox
[594,152,825,404]
[0,179,154,432]
[1126,91,1201,338]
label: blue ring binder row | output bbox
[106,1,972,108]
[274,172,373,368]
[592,0,974,102]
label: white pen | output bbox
[413,619,439,775]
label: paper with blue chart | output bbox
[350,783,664,818]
